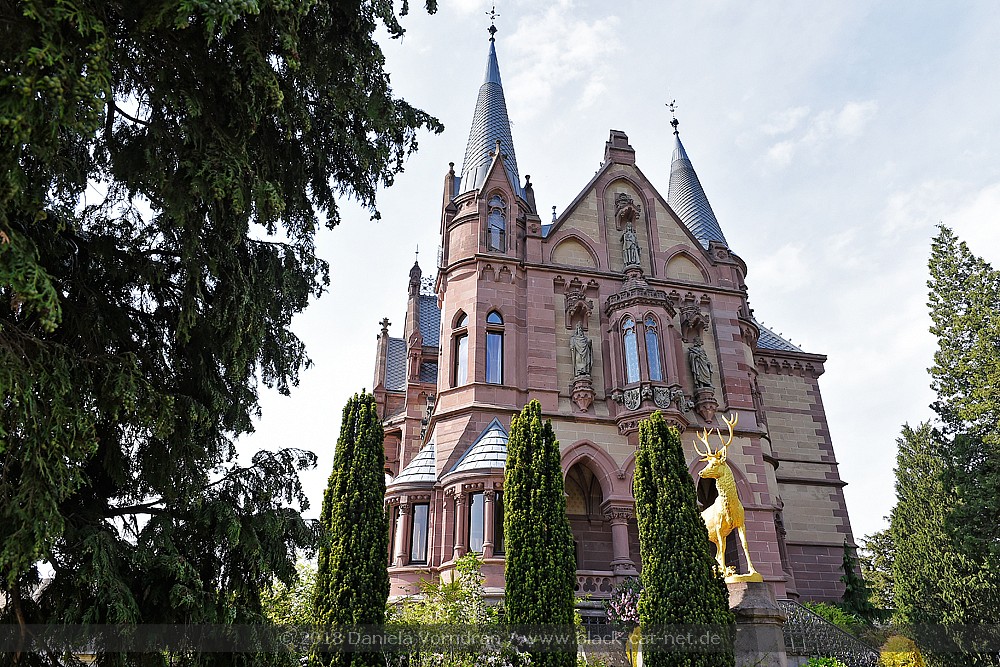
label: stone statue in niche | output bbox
[688,339,713,388]
[621,224,641,267]
[570,322,593,377]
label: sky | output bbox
[242,0,1000,544]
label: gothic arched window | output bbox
[486,310,504,384]
[453,312,469,386]
[645,314,663,382]
[622,315,640,384]
[487,194,506,252]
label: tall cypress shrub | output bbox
[504,400,577,667]
[634,412,733,667]
[312,392,389,667]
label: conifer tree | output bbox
[858,529,894,612]
[0,1,440,662]
[838,540,879,623]
[313,392,389,667]
[503,400,577,667]
[633,412,733,667]
[888,423,991,666]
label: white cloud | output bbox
[762,100,878,167]
[761,106,810,136]
[502,3,622,120]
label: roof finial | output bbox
[667,99,680,135]
[487,4,499,40]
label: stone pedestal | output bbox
[728,580,787,667]
[571,375,595,412]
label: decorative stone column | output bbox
[728,581,788,667]
[482,490,496,558]
[604,505,638,575]
[394,503,411,567]
[453,494,467,560]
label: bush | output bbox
[803,601,863,634]
[880,635,926,667]
[803,658,847,667]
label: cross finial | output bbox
[487,4,499,40]
[667,100,680,135]
[379,317,391,335]
[415,244,419,262]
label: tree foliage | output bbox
[839,540,879,623]
[858,529,895,613]
[1,0,440,663]
[927,226,1000,558]
[633,412,733,667]
[890,423,994,665]
[503,400,577,667]
[312,392,389,667]
[886,227,1000,665]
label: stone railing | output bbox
[778,599,880,667]
[574,571,615,598]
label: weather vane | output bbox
[667,99,680,133]
[487,4,499,39]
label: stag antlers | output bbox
[692,413,738,459]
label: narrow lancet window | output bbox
[623,316,640,384]
[645,315,663,381]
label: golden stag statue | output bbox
[694,413,762,583]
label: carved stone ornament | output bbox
[679,304,708,343]
[623,387,642,410]
[614,192,641,228]
[571,376,595,413]
[694,386,718,423]
[653,386,692,413]
[603,506,635,522]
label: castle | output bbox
[372,27,855,606]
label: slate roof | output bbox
[458,39,524,198]
[451,418,508,473]
[418,295,441,347]
[754,319,804,353]
[385,337,406,391]
[667,131,728,249]
[390,441,436,486]
[419,362,438,384]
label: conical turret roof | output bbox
[667,126,728,249]
[458,36,523,198]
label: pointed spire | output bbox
[666,115,728,249]
[458,24,523,198]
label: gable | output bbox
[546,160,710,274]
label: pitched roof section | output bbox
[754,319,804,353]
[458,39,524,198]
[385,337,406,391]
[451,418,508,473]
[390,441,436,486]
[418,295,441,347]
[667,130,728,249]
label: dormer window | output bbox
[487,194,506,252]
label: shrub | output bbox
[803,658,848,667]
[880,635,926,667]
[803,601,863,634]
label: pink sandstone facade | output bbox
[371,33,856,610]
